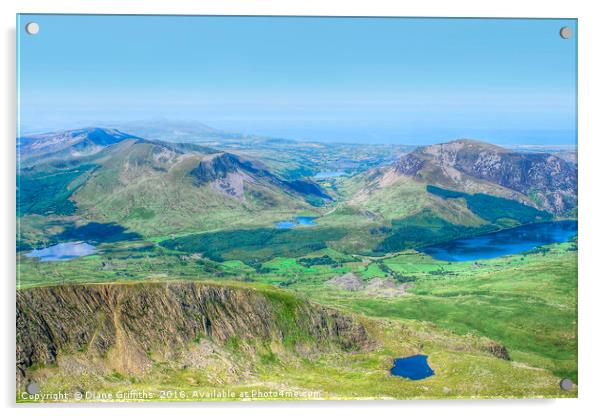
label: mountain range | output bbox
[17,127,577,252]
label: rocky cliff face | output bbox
[394,140,577,214]
[190,153,258,185]
[17,282,372,386]
[190,152,330,201]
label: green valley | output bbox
[16,128,578,401]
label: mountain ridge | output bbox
[18,127,140,162]
[392,139,577,214]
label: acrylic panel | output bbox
[16,14,578,402]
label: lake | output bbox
[25,242,97,262]
[391,354,435,380]
[420,220,577,262]
[275,216,317,229]
[57,221,141,243]
[314,171,346,179]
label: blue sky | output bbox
[17,15,577,145]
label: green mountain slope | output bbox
[18,129,333,238]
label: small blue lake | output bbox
[275,216,317,229]
[420,220,577,262]
[314,171,346,179]
[25,242,97,262]
[391,354,435,380]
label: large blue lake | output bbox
[25,242,97,262]
[391,354,435,380]
[420,220,577,262]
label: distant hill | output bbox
[107,119,238,143]
[392,139,577,214]
[17,127,140,163]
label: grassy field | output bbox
[312,245,578,381]
[17,234,578,387]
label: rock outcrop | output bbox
[326,275,411,297]
[326,273,364,291]
[364,278,412,297]
[17,282,372,386]
[487,342,511,361]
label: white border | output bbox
[2,1,601,415]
